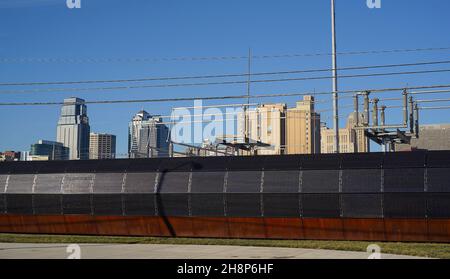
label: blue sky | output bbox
[1,0,450,154]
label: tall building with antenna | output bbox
[128,110,170,158]
[56,97,90,160]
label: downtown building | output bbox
[237,104,286,155]
[236,96,321,155]
[89,133,116,159]
[285,96,321,155]
[128,110,170,158]
[56,97,90,160]
[321,112,369,154]
[30,140,69,161]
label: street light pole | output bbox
[331,0,340,153]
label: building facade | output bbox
[346,112,370,153]
[321,125,355,154]
[285,96,321,155]
[128,110,170,158]
[30,140,69,161]
[238,104,286,155]
[56,97,90,160]
[395,124,450,151]
[321,113,369,154]
[89,133,116,159]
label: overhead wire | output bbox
[2,46,450,64]
[3,84,450,106]
[2,68,450,94]
[2,59,450,87]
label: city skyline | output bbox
[1,1,450,154]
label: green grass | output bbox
[1,233,450,258]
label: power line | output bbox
[3,69,450,94]
[416,98,450,103]
[2,84,450,106]
[1,46,450,64]
[420,106,450,110]
[3,59,450,87]
[410,89,450,95]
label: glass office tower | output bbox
[56,97,90,160]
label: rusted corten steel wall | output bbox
[1,215,450,242]
[0,151,450,242]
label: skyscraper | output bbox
[56,97,90,160]
[89,133,116,159]
[285,96,321,154]
[128,110,170,158]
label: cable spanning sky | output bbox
[1,0,450,154]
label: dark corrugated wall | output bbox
[1,151,450,242]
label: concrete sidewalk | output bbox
[0,243,427,259]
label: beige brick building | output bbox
[89,133,116,159]
[285,96,321,154]
[321,112,369,154]
[238,104,286,155]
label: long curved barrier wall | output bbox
[0,151,450,242]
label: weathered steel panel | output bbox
[94,216,129,236]
[263,217,304,239]
[342,218,386,241]
[0,215,450,242]
[165,216,195,237]
[35,215,67,234]
[428,219,450,242]
[384,218,428,242]
[302,218,345,240]
[191,217,230,238]
[63,215,98,235]
[227,217,266,239]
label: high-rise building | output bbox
[56,97,90,160]
[285,96,321,154]
[89,133,116,159]
[395,124,450,151]
[30,140,69,160]
[128,110,170,158]
[321,113,369,154]
[238,104,286,155]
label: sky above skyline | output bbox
[1,0,450,154]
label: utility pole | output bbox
[244,48,252,147]
[331,0,340,153]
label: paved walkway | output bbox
[0,243,427,259]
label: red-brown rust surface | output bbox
[342,219,386,241]
[302,218,345,240]
[1,214,450,242]
[35,215,67,235]
[428,219,450,242]
[263,217,304,239]
[191,217,230,238]
[63,215,98,235]
[164,216,195,237]
[227,217,266,239]
[125,216,152,236]
[384,219,428,242]
[94,216,129,236]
